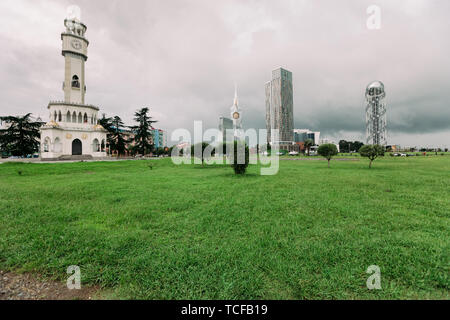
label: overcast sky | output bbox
[0,0,449,148]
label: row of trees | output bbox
[338,140,365,153]
[0,107,159,158]
[318,143,385,168]
[187,141,384,174]
[99,107,159,157]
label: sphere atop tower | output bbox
[366,81,385,98]
[64,5,87,37]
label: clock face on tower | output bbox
[71,39,82,50]
[233,112,240,120]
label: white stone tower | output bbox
[230,85,243,140]
[40,14,107,160]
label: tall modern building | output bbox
[152,129,166,149]
[365,81,387,146]
[219,116,233,143]
[265,68,295,150]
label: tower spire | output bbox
[234,83,238,106]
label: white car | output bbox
[289,151,299,156]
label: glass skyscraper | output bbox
[265,68,294,150]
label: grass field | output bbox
[0,156,449,299]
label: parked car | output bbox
[289,151,299,156]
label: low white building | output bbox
[294,129,320,145]
[40,16,107,160]
[319,138,340,152]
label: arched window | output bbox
[93,139,100,152]
[54,137,62,153]
[101,139,105,152]
[72,111,77,123]
[66,111,71,122]
[83,113,88,123]
[72,75,80,88]
[43,137,50,152]
[58,111,62,122]
[53,111,57,121]
[78,112,82,123]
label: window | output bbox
[54,111,57,121]
[58,111,62,122]
[54,137,62,153]
[72,75,80,88]
[72,111,77,123]
[92,139,100,152]
[83,113,88,123]
[66,111,71,122]
[78,112,82,123]
[43,137,50,152]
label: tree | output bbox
[339,140,364,153]
[0,114,41,157]
[129,107,157,156]
[359,144,385,168]
[318,144,338,168]
[230,140,249,174]
[339,140,349,153]
[191,142,213,166]
[99,114,114,154]
[352,141,364,153]
[304,138,314,156]
[110,116,128,157]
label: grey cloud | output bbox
[0,0,449,147]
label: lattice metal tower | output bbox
[365,81,387,146]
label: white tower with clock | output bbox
[40,14,107,160]
[230,85,243,140]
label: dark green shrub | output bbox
[229,140,249,174]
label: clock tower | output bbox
[39,14,107,160]
[230,85,243,140]
[61,18,88,104]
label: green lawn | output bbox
[0,156,449,299]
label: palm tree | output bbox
[304,138,314,156]
[129,107,157,156]
[0,114,41,157]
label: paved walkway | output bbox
[0,270,99,300]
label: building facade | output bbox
[294,129,320,145]
[152,129,167,149]
[40,16,107,160]
[319,138,340,152]
[265,68,295,150]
